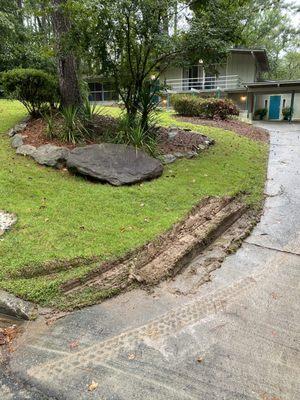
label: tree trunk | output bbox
[52,0,82,108]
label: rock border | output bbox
[9,119,214,170]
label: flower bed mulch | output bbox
[174,116,269,144]
[22,115,213,155]
[157,127,213,153]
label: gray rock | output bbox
[173,152,185,158]
[33,144,69,168]
[16,145,37,157]
[8,128,16,137]
[67,143,163,186]
[197,144,207,150]
[0,211,16,236]
[0,290,37,320]
[11,134,24,148]
[160,154,177,164]
[168,127,179,140]
[186,151,198,159]
[8,123,27,137]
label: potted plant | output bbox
[282,107,293,121]
[254,108,268,120]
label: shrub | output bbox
[200,98,239,120]
[172,94,203,117]
[172,94,239,120]
[1,68,59,116]
[254,108,268,120]
[282,107,293,121]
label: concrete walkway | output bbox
[7,123,300,399]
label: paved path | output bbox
[6,123,300,399]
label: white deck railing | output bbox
[165,75,242,92]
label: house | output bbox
[87,47,300,121]
[161,48,300,121]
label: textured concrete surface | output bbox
[5,122,300,399]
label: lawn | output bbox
[0,100,268,308]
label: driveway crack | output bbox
[245,241,300,257]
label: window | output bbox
[88,81,118,102]
[88,82,103,102]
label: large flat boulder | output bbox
[33,144,69,168]
[66,143,163,186]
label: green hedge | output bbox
[1,68,59,116]
[172,94,239,120]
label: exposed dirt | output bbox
[4,196,260,311]
[174,116,270,143]
[60,197,248,300]
[22,116,214,155]
[160,211,260,297]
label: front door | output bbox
[269,95,281,120]
[188,66,200,90]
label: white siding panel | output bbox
[227,53,256,83]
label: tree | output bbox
[275,51,300,80]
[239,0,300,79]
[52,0,82,107]
[0,0,54,72]
[68,0,249,130]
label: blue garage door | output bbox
[269,95,281,120]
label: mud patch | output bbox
[161,211,259,296]
[60,197,249,306]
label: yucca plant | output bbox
[43,111,55,140]
[60,106,85,144]
[80,97,103,123]
[116,113,158,156]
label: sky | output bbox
[289,0,300,27]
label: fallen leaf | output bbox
[271,292,279,300]
[196,356,203,363]
[0,332,6,345]
[88,381,99,391]
[69,340,79,349]
[127,353,136,360]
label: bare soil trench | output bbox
[56,196,259,309]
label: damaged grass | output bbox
[0,100,268,309]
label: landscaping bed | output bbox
[20,115,214,156]
[0,100,269,309]
[175,116,269,143]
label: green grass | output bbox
[0,100,268,308]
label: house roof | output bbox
[243,79,300,94]
[229,48,269,72]
[244,80,300,88]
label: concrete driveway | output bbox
[6,122,300,399]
